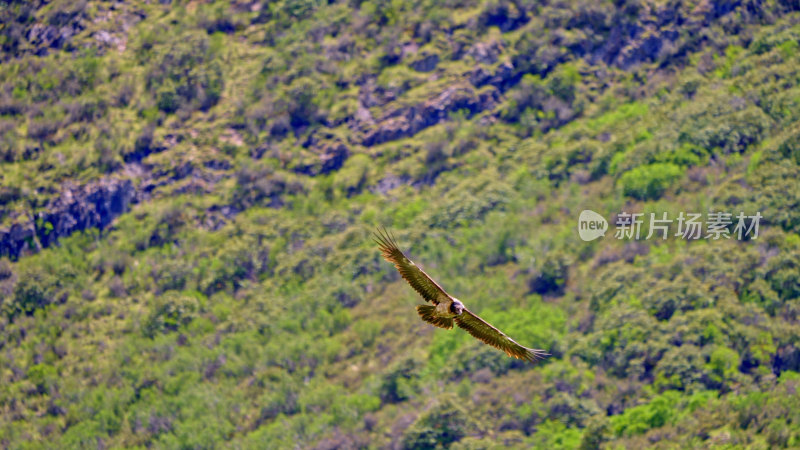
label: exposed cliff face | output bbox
[351,0,800,151]
[0,134,290,260]
[360,85,500,147]
[2,1,143,60]
[353,1,742,149]
[0,178,136,259]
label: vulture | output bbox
[374,228,549,363]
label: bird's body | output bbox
[435,297,464,319]
[374,228,549,363]
[415,298,463,330]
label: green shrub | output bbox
[528,252,570,295]
[232,164,290,209]
[379,355,423,404]
[778,131,800,165]
[658,143,705,167]
[706,346,741,386]
[764,252,800,301]
[144,31,224,114]
[142,291,200,337]
[610,391,681,437]
[619,163,684,200]
[401,393,472,449]
[27,363,59,395]
[5,265,60,319]
[529,419,583,449]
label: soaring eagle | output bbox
[375,228,549,363]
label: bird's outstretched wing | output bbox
[374,228,450,305]
[455,309,549,362]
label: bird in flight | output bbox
[374,228,549,363]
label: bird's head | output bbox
[450,299,464,315]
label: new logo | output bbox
[578,210,608,241]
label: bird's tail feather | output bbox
[416,305,453,330]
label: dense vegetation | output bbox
[1,0,800,448]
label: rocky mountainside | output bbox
[1,0,800,448]
[2,0,796,258]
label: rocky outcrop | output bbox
[353,1,748,150]
[0,126,259,260]
[361,85,500,146]
[478,1,530,32]
[292,142,350,176]
[0,1,86,61]
[0,221,38,261]
[466,40,504,65]
[0,177,136,259]
[601,25,681,70]
[468,60,515,90]
[27,23,79,53]
[409,53,439,72]
[370,174,412,196]
[319,143,349,174]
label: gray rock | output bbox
[0,178,136,259]
[292,142,350,176]
[466,40,504,65]
[409,53,439,72]
[362,85,499,146]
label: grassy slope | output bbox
[1,0,800,448]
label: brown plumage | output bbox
[374,228,549,363]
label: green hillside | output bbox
[1,0,800,448]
